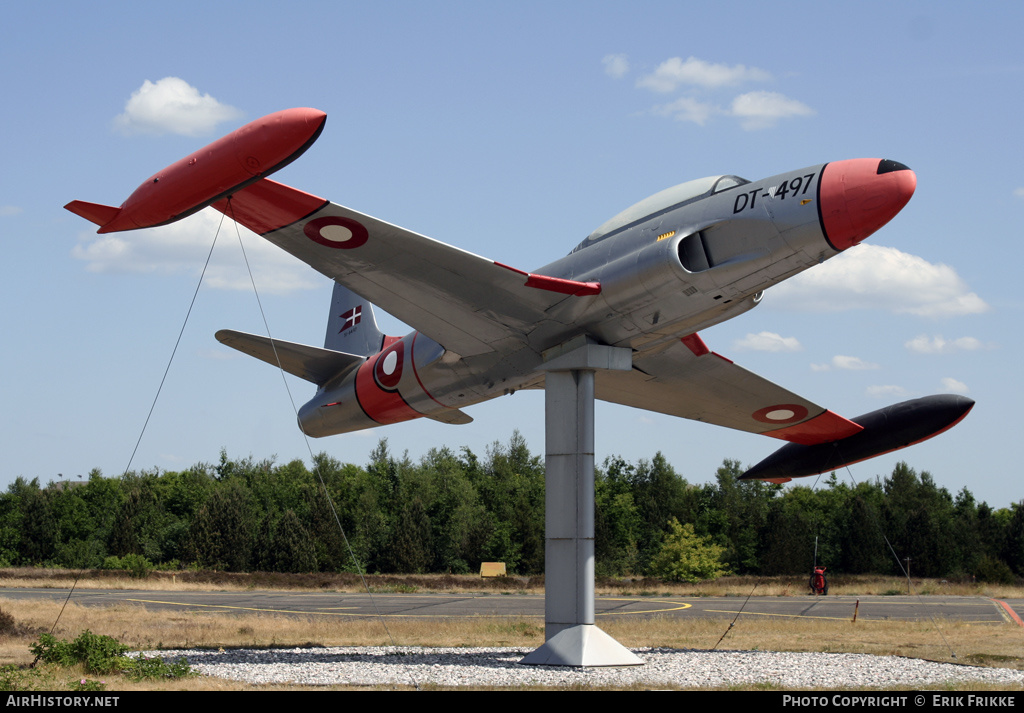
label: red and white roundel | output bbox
[304,216,369,249]
[374,342,404,391]
[752,404,808,425]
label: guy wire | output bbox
[225,201,417,687]
[838,460,957,659]
[39,210,227,659]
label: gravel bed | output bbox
[138,646,1024,689]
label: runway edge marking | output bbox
[989,598,1024,627]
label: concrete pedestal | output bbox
[520,337,642,667]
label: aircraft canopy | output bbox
[583,174,749,246]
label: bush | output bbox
[30,630,127,674]
[0,607,38,638]
[101,554,154,579]
[0,608,18,636]
[70,677,106,691]
[0,664,39,692]
[120,654,195,681]
[975,555,1017,584]
[648,519,730,583]
[30,630,196,680]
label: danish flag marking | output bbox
[340,305,362,332]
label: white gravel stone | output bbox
[139,646,1024,689]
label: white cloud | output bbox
[940,377,969,394]
[733,331,802,352]
[637,57,771,92]
[0,205,22,217]
[728,91,815,130]
[905,335,986,354]
[833,355,880,370]
[114,77,243,136]
[1013,187,1024,200]
[768,244,989,318]
[602,54,630,79]
[72,207,316,294]
[652,97,719,126]
[809,355,879,371]
[867,385,909,398]
[633,58,811,130]
[199,348,242,361]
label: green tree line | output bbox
[3,433,1021,581]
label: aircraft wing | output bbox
[595,334,863,445]
[213,179,599,357]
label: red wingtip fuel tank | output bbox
[65,108,327,233]
[818,158,917,251]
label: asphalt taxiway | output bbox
[1,588,1020,626]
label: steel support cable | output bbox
[711,580,760,650]
[121,212,225,478]
[836,458,957,659]
[712,474,827,650]
[224,201,417,687]
[38,212,227,664]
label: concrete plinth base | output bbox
[522,337,639,668]
[520,624,644,667]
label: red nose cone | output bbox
[818,159,916,250]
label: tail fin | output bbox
[64,200,121,228]
[324,282,386,357]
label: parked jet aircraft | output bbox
[66,108,973,482]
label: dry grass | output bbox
[0,568,543,593]
[1,609,1022,691]
[0,569,1020,690]
[0,568,1020,599]
[646,574,1024,600]
[0,594,1021,679]
[601,616,1024,668]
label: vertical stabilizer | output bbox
[324,282,385,357]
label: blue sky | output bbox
[2,2,1020,507]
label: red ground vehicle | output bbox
[809,566,828,595]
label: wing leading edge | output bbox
[596,333,863,444]
[212,179,600,358]
[598,333,975,483]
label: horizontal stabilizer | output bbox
[215,329,363,385]
[740,394,975,482]
[425,409,474,425]
[64,200,120,227]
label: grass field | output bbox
[0,569,1020,691]
[1,567,1021,598]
